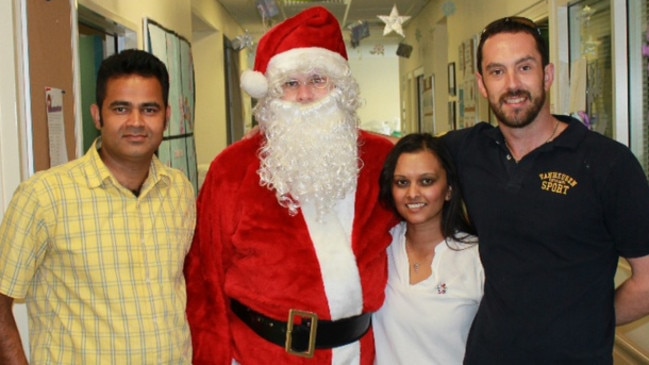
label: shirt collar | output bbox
[484,114,588,151]
[84,137,170,192]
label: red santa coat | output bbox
[185,131,397,364]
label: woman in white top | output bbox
[373,133,484,365]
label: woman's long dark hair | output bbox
[379,133,476,241]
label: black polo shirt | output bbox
[443,115,649,364]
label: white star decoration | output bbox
[378,4,411,38]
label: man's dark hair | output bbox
[95,49,170,109]
[476,16,549,75]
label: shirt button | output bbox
[506,154,512,160]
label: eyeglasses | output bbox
[281,75,330,92]
[481,16,542,38]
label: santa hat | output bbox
[241,6,349,99]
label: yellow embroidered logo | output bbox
[539,172,578,195]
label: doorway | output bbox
[77,5,136,152]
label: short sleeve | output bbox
[601,148,649,258]
[0,181,51,298]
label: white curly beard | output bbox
[258,93,359,218]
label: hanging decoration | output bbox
[370,44,385,56]
[377,4,411,38]
[442,1,456,17]
[415,28,423,43]
[231,32,254,51]
[256,0,280,29]
[350,21,370,48]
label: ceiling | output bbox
[215,0,432,42]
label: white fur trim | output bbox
[302,187,361,364]
[240,70,268,99]
[266,47,349,80]
[301,188,361,319]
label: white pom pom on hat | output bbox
[240,6,349,99]
[240,70,268,99]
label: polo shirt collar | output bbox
[483,114,588,151]
[551,114,589,150]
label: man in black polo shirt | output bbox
[443,17,649,364]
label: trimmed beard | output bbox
[490,87,546,129]
[257,92,359,218]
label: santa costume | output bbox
[184,6,397,365]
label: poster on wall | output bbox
[448,62,456,96]
[448,101,457,130]
[464,38,475,75]
[462,76,477,127]
[459,35,479,77]
[45,87,69,167]
[145,18,198,193]
[458,89,464,129]
[458,43,465,76]
[421,75,435,133]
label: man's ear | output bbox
[476,72,488,99]
[91,104,101,129]
[543,63,555,91]
[165,105,171,130]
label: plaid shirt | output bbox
[0,140,196,364]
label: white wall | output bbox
[190,0,250,165]
[1,0,30,356]
[348,42,401,135]
[192,27,224,166]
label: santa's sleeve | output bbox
[184,157,233,364]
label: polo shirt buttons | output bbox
[495,140,512,160]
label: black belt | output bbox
[231,299,372,358]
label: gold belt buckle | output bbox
[285,309,318,358]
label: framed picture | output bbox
[448,101,457,130]
[448,62,456,96]
[420,75,435,133]
[465,38,475,74]
[458,43,465,75]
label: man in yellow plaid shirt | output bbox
[0,49,196,364]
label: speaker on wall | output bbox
[396,43,413,58]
